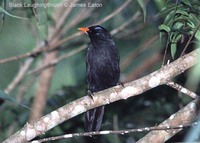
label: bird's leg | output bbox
[118,82,125,88]
[112,82,125,94]
[87,90,95,101]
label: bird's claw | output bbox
[118,82,125,88]
[87,90,94,101]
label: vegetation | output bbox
[0,0,200,142]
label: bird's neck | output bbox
[91,39,115,47]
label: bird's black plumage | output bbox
[79,25,120,132]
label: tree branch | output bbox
[0,0,131,65]
[167,81,198,98]
[27,44,87,75]
[31,99,200,142]
[4,58,34,94]
[28,50,58,123]
[2,49,199,143]
[137,99,200,143]
[27,11,141,75]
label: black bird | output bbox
[79,25,120,132]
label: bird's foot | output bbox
[113,82,125,94]
[87,90,94,101]
[118,82,125,88]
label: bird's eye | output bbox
[94,27,102,30]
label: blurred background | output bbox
[0,0,200,142]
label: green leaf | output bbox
[172,21,184,30]
[159,32,165,43]
[0,89,15,102]
[175,9,189,16]
[0,89,30,109]
[157,5,175,19]
[137,0,146,22]
[187,21,194,29]
[0,6,29,20]
[175,34,182,42]
[195,30,200,41]
[159,24,171,33]
[172,15,190,23]
[171,42,177,59]
[164,10,175,26]
[188,13,199,27]
[181,0,192,7]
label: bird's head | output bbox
[78,25,112,43]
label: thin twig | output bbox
[3,0,78,95]
[16,76,37,102]
[28,45,87,75]
[49,0,78,40]
[60,7,94,36]
[0,32,81,64]
[180,22,200,57]
[4,58,34,94]
[30,122,197,142]
[95,0,132,25]
[120,35,159,70]
[162,0,181,66]
[115,24,144,39]
[111,11,141,35]
[0,0,131,65]
[2,49,199,143]
[28,0,77,123]
[28,11,141,74]
[123,52,162,82]
[161,36,170,66]
[137,99,199,143]
[167,81,198,98]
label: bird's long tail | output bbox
[85,106,105,132]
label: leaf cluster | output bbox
[159,0,200,58]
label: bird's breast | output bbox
[86,44,120,91]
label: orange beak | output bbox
[78,27,89,33]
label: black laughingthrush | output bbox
[79,25,120,132]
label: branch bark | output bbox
[137,99,200,143]
[3,49,199,143]
[30,99,200,142]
